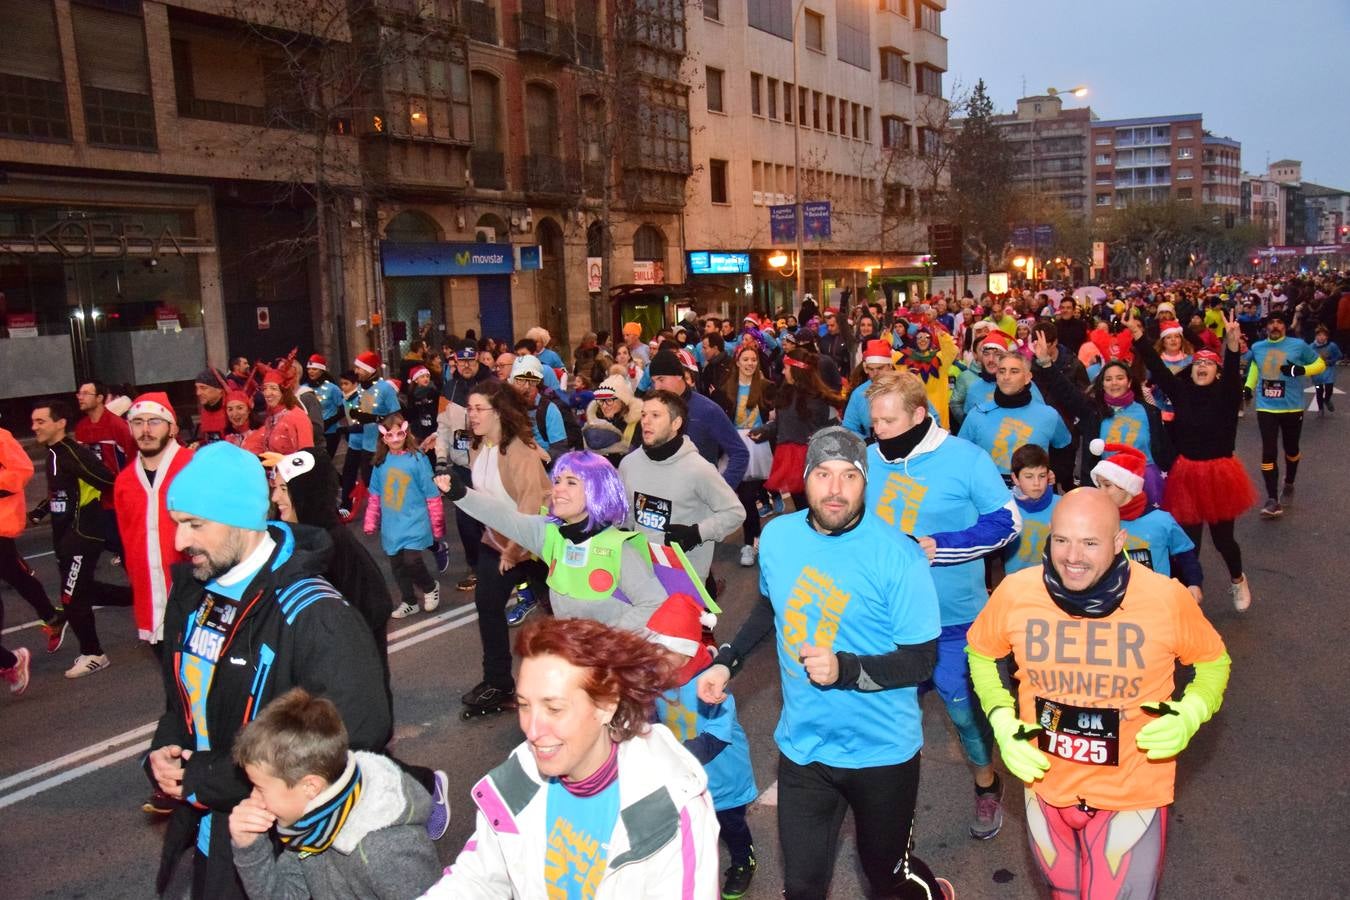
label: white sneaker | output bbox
[391,601,419,619]
[422,585,441,612]
[64,654,111,679]
[739,545,758,567]
[1230,576,1252,613]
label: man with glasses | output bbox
[114,393,194,814]
[75,380,136,562]
[493,351,516,382]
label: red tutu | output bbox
[1163,454,1258,525]
[765,441,808,495]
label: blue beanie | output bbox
[167,442,270,531]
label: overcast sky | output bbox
[944,0,1350,188]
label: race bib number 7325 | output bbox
[1034,697,1120,766]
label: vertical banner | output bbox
[770,204,797,244]
[803,201,832,240]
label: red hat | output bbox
[980,330,1012,352]
[354,350,380,374]
[1089,441,1146,497]
[127,392,176,425]
[224,389,250,407]
[1192,349,1221,366]
[1159,323,1184,339]
[307,354,328,372]
[675,348,699,373]
[646,593,717,685]
[262,368,285,388]
[863,339,894,366]
[409,365,430,382]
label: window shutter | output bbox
[0,1,65,81]
[71,4,151,94]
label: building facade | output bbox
[1089,114,1240,213]
[987,94,1093,217]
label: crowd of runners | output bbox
[1,269,1346,899]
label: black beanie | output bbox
[648,350,685,378]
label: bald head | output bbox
[1048,488,1126,592]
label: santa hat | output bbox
[675,348,699,372]
[354,350,380,374]
[307,354,328,372]
[409,365,430,382]
[980,330,1012,352]
[646,593,717,685]
[127,392,176,425]
[863,339,894,366]
[1089,441,1146,497]
[1159,323,1184,339]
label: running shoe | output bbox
[110,555,122,568]
[456,573,478,592]
[505,591,537,627]
[426,770,451,840]
[970,781,1003,840]
[422,585,441,613]
[391,601,419,619]
[433,541,451,574]
[772,494,786,515]
[1259,499,1283,519]
[2,647,31,695]
[1230,576,1252,613]
[64,654,111,679]
[721,848,756,899]
[461,680,514,708]
[1327,397,1336,412]
[937,876,957,899]
[739,545,758,567]
[142,791,177,815]
[1280,483,1295,506]
[43,618,69,654]
[755,499,773,517]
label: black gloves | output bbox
[1279,363,1306,377]
[664,523,702,550]
[28,502,48,523]
[438,469,466,501]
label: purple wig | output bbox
[549,450,629,530]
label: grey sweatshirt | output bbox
[231,751,440,900]
[618,437,746,578]
[455,488,666,631]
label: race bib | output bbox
[562,542,589,568]
[633,492,672,531]
[50,500,67,514]
[1125,547,1155,570]
[1261,379,1285,400]
[452,430,471,452]
[1035,697,1120,766]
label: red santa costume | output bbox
[114,393,193,643]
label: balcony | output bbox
[523,153,580,197]
[471,149,505,189]
[461,0,498,43]
[516,13,574,63]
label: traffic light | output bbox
[927,223,963,271]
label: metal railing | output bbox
[516,13,574,62]
[523,153,580,196]
[461,0,498,43]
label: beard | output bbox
[137,432,173,457]
[184,530,246,582]
[809,493,863,532]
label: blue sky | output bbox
[944,0,1350,188]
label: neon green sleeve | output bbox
[967,648,1016,717]
[1244,360,1258,390]
[1182,651,1231,718]
[1303,355,1328,378]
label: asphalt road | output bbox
[2,397,1347,899]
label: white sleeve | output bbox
[418,811,515,900]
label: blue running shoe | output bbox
[505,587,538,627]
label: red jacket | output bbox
[114,441,193,642]
[0,427,34,538]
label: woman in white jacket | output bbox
[421,617,720,899]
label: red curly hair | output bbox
[514,618,674,742]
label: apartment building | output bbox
[985,93,1093,216]
[683,0,948,313]
[1089,114,1240,213]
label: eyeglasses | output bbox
[129,417,170,429]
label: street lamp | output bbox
[789,0,810,308]
[1047,85,1088,99]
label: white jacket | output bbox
[421,724,719,899]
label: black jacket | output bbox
[150,522,390,899]
[1135,341,1243,460]
[40,436,115,547]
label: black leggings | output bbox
[56,535,132,656]
[388,549,435,604]
[1256,411,1303,498]
[473,547,548,689]
[777,752,942,899]
[0,537,59,622]
[1314,383,1335,409]
[716,804,754,867]
[452,464,482,569]
[1182,520,1243,581]
[735,479,764,544]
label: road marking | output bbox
[23,550,55,560]
[0,605,479,810]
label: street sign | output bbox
[516,245,542,271]
[1012,223,1055,247]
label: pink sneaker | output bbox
[2,647,32,695]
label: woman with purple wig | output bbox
[435,450,669,632]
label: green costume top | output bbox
[540,524,650,602]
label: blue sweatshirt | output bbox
[682,388,748,488]
[655,670,758,811]
[1003,491,1058,574]
[1122,507,1200,585]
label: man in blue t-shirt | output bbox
[959,350,1070,478]
[508,355,568,465]
[697,428,953,899]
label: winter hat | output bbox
[306,354,327,372]
[454,339,479,360]
[622,321,643,337]
[1192,349,1221,366]
[804,426,868,481]
[1089,441,1146,497]
[509,355,543,382]
[674,348,699,372]
[195,367,226,387]
[1159,323,1184,339]
[980,330,1012,352]
[166,441,270,531]
[646,593,716,685]
[409,365,430,382]
[127,392,176,425]
[354,351,380,374]
[262,367,286,388]
[1155,302,1176,316]
[274,449,339,530]
[224,389,251,408]
[648,349,686,379]
[863,339,894,366]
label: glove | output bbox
[28,505,47,523]
[1136,697,1208,760]
[1278,363,1305,377]
[1242,386,1253,401]
[988,707,1051,783]
[664,523,702,550]
[437,469,466,501]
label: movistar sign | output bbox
[381,241,515,276]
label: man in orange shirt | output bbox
[966,488,1230,900]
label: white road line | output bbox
[23,550,55,560]
[0,606,479,809]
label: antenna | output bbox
[1021,74,1027,97]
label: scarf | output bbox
[560,740,619,797]
[643,434,682,462]
[994,386,1033,408]
[904,347,942,382]
[877,417,932,462]
[1013,487,1055,513]
[1118,492,1147,522]
[1040,543,1131,619]
[277,755,362,856]
[1104,390,1135,408]
[557,516,596,543]
[978,369,997,383]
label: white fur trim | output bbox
[127,400,175,424]
[699,611,718,629]
[650,633,701,658]
[864,354,893,365]
[1091,459,1144,496]
[354,359,376,373]
[1089,438,1106,456]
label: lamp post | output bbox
[790,0,808,308]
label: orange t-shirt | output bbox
[967,561,1226,811]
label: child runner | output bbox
[1003,444,1060,576]
[1310,324,1342,414]
[364,412,444,618]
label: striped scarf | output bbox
[277,755,362,857]
[1040,543,1131,619]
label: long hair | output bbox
[514,618,675,742]
[549,451,629,530]
[723,343,770,417]
[371,411,419,467]
[1088,360,1145,419]
[468,380,535,451]
[777,347,839,416]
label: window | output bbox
[919,1,941,33]
[919,126,940,156]
[917,65,942,97]
[798,85,807,125]
[837,0,869,69]
[1176,146,1193,160]
[1177,187,1193,200]
[862,105,871,141]
[71,3,156,149]
[1096,193,1111,206]
[881,115,908,149]
[880,48,909,84]
[706,66,723,112]
[747,0,791,39]
[804,10,824,52]
[1095,153,1111,166]
[709,158,728,203]
[633,224,666,262]
[811,90,821,129]
[525,83,558,157]
[0,0,70,140]
[1095,134,1110,146]
[766,78,778,119]
[704,0,720,21]
[783,82,792,123]
[851,102,859,138]
[1178,126,1193,140]
[750,73,762,116]
[826,95,833,132]
[879,0,908,16]
[1177,169,1194,180]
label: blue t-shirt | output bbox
[1003,493,1058,574]
[538,347,565,373]
[1122,508,1193,578]
[655,676,757,811]
[733,383,762,430]
[543,779,620,899]
[1099,401,1154,465]
[310,381,345,433]
[758,510,940,768]
[963,377,1043,412]
[865,436,1013,626]
[371,451,438,554]
[1248,336,1321,413]
[957,400,1071,474]
[350,380,401,451]
[1311,340,1342,385]
[841,379,873,437]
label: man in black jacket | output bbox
[148,441,390,899]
